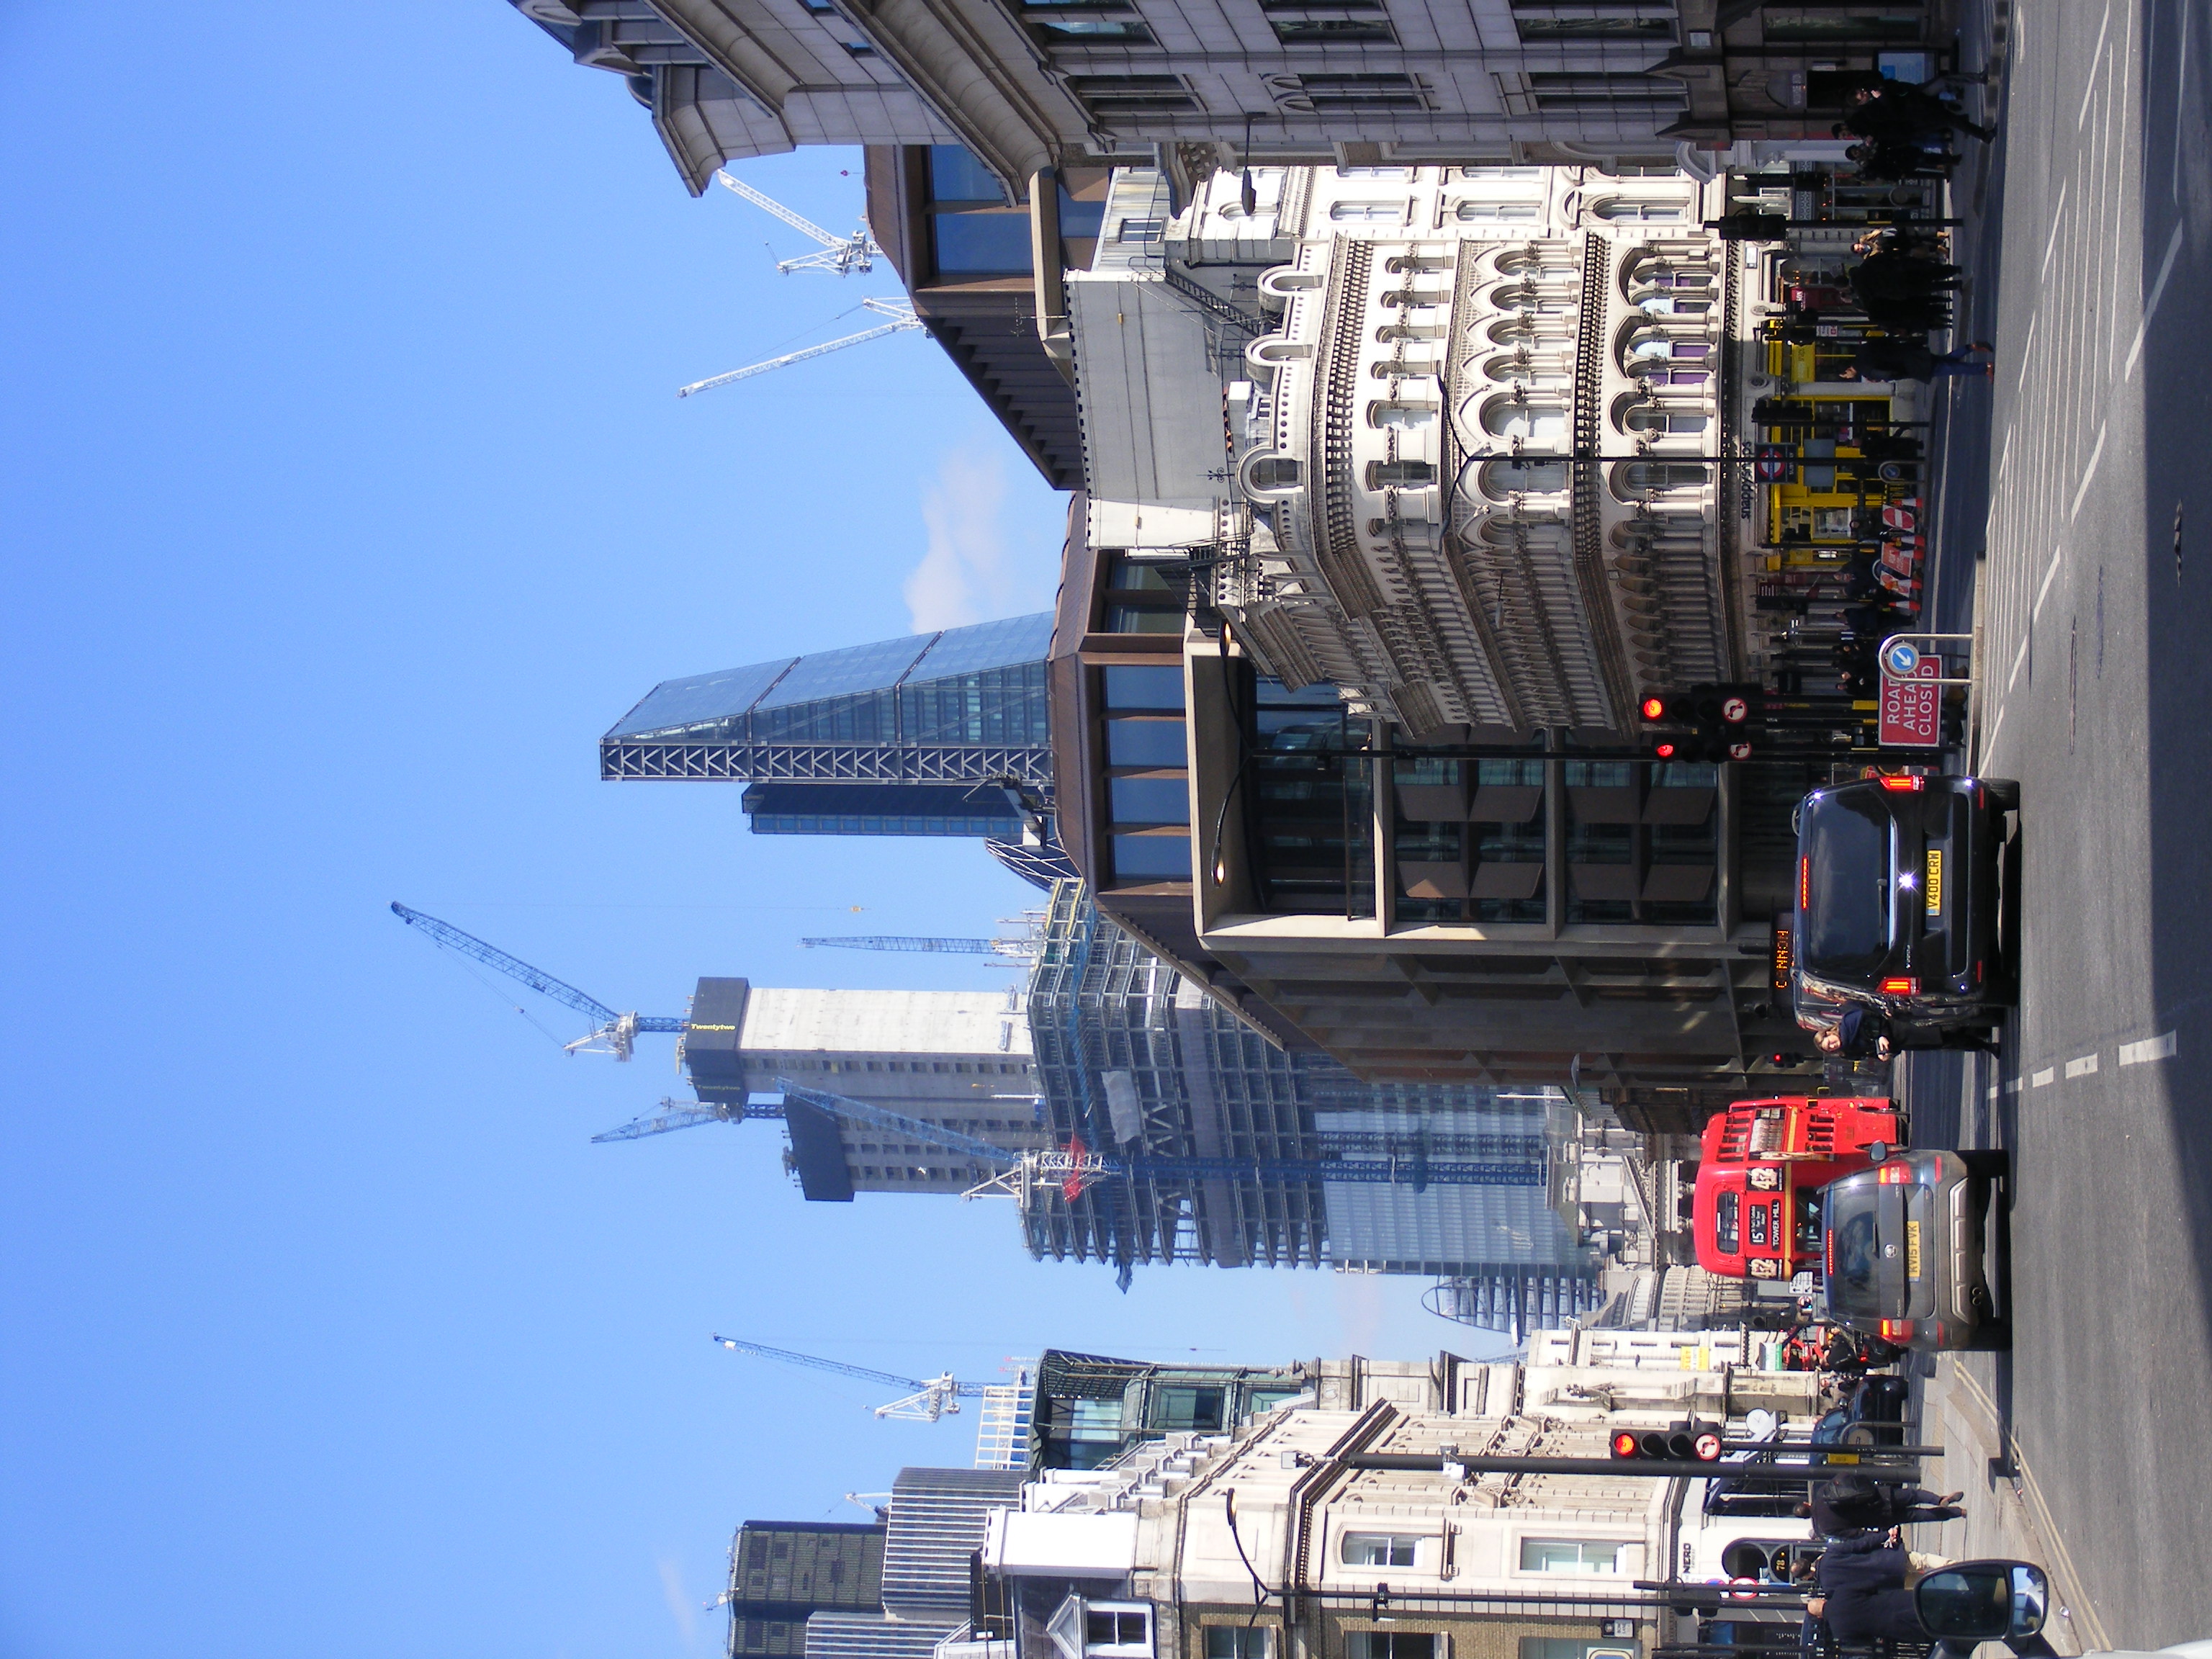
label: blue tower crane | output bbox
[390,902,685,1061]
[710,1334,984,1421]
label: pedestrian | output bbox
[1842,82,1997,144]
[1797,1474,1966,1536]
[1807,1529,1956,1645]
[1814,1004,2000,1058]
[1841,339,1993,382]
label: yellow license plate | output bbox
[1925,850,1943,914]
[1825,1452,1860,1465]
[1907,1219,1923,1278]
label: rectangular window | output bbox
[1289,73,1426,110]
[1029,12,1156,42]
[1109,775,1190,824]
[1273,16,1394,41]
[1087,1610,1151,1649]
[1342,1533,1420,1568]
[1516,16,1673,40]
[1205,1630,1271,1659]
[931,210,1032,275]
[1346,1636,1438,1659]
[1105,719,1187,766]
[1069,74,1197,112]
[1519,1537,1630,1575]
[1102,665,1185,710]
[927,145,1005,204]
[1109,832,1192,878]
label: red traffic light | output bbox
[1640,695,1668,721]
[1609,1429,1642,1459]
[1654,741,1678,760]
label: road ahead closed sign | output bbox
[1879,657,1943,747]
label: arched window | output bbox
[1623,407,1710,437]
[1384,252,1452,274]
[1372,357,1438,380]
[1331,200,1406,222]
[1244,454,1302,493]
[1258,266,1323,299]
[1367,459,1437,489]
[1377,321,1446,342]
[1488,318,1537,346]
[1473,457,1570,498]
[1380,289,1447,310]
[1480,398,1568,444]
[1369,401,1439,429]
[1610,461,1709,498]
[1460,165,1542,179]
[1637,294,1712,316]
[1455,201,1541,222]
[1592,198,1686,222]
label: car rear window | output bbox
[1824,1182,1897,1318]
[1801,793,1891,976]
[1714,1190,1740,1254]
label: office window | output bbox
[1027,9,1156,42]
[1288,73,1426,110]
[1109,775,1190,824]
[1331,201,1407,222]
[932,212,1031,274]
[1274,15,1394,41]
[1519,1537,1630,1575]
[1346,1636,1438,1659]
[928,145,1005,203]
[1069,73,1197,112]
[1516,14,1672,40]
[1342,1533,1420,1568]
[1102,665,1185,710]
[1205,1631,1271,1659]
[1087,1609,1152,1652]
[1110,832,1192,878]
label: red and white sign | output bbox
[1878,658,1942,747]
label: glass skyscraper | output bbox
[601,613,1055,840]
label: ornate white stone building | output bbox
[1218,164,1738,737]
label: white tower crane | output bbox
[715,169,881,276]
[677,298,921,399]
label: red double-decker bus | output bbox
[1692,1097,1899,1280]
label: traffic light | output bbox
[1640,684,1763,763]
[1607,1419,1725,1461]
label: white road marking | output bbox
[2064,1053,2100,1078]
[2031,1066,2056,1087]
[2078,2,2113,128]
[2122,219,2188,379]
[2038,179,2072,279]
[2118,1030,2179,1065]
[2005,1077,2025,1094]
[2067,423,2108,523]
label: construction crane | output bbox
[678,297,921,398]
[389,902,683,1061]
[591,1078,1016,1148]
[801,935,1031,958]
[710,1334,984,1421]
[715,169,881,276]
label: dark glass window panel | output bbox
[931,210,1033,274]
[1105,719,1187,766]
[1034,14,1156,38]
[1102,665,1185,709]
[1516,16,1672,37]
[927,145,1006,203]
[1110,775,1190,824]
[1111,832,1192,878]
[1108,561,1181,591]
[1273,17,1395,40]
[1105,606,1184,634]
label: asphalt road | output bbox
[1902,0,2212,1642]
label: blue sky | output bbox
[0,7,1498,1657]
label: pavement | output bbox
[1894,0,2212,1646]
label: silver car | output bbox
[1820,1148,2009,1351]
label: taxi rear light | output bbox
[1799,858,1810,910]
[1879,1163,1910,1184]
[1880,775,1925,793]
[1824,1230,1835,1277]
[1880,976,1919,996]
[1878,1319,1916,1341]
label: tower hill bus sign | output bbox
[1879,631,1972,748]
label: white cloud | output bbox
[660,1557,703,1655]
[904,441,1054,631]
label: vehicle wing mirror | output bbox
[1865,1141,1890,1164]
[1914,1560,2049,1644]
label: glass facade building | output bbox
[601,615,1055,835]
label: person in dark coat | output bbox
[1843,82,1997,143]
[1807,1531,1936,1644]
[1798,1474,1966,1536]
[1842,338,1992,382]
[1816,1004,2000,1058]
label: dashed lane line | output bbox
[2031,1066,2056,1087]
[2118,1030,2179,1065]
[2064,1053,2100,1079]
[2121,218,2188,379]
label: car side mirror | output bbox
[1915,1560,2049,1642]
[1865,1142,1890,1164]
